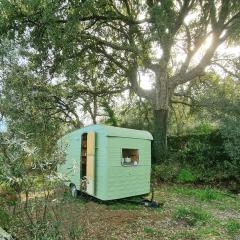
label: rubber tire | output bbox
[70,184,78,198]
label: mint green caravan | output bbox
[58,124,153,200]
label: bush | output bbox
[0,132,67,239]
[0,208,10,229]
[176,169,196,183]
[220,119,240,180]
[152,162,179,182]
[165,129,239,184]
[168,130,227,170]
[226,219,240,235]
[28,221,62,240]
[173,206,210,226]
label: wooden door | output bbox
[86,131,95,195]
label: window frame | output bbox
[120,148,140,167]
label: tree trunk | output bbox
[153,75,169,163]
[93,95,97,124]
[153,109,168,163]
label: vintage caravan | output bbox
[58,124,153,200]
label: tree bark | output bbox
[153,75,169,163]
[153,109,168,163]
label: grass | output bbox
[173,206,210,226]
[144,227,155,234]
[69,225,83,240]
[173,186,227,201]
[2,183,240,240]
[226,219,240,235]
[170,230,201,240]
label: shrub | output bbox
[0,132,67,239]
[166,129,240,184]
[0,208,10,229]
[168,130,227,170]
[152,162,179,182]
[176,169,196,183]
[28,220,62,240]
[173,206,210,226]
[188,120,215,135]
[220,119,240,181]
[226,219,240,235]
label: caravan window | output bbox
[121,148,139,166]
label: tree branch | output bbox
[96,46,127,71]
[80,33,137,53]
[127,64,154,99]
[171,25,228,87]
[212,62,240,79]
[170,100,193,107]
[56,14,151,25]
[224,12,240,29]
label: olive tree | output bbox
[1,0,240,161]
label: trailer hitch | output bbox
[120,188,163,208]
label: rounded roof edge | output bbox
[94,124,153,140]
[60,124,153,140]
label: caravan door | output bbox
[86,131,95,195]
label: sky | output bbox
[137,9,240,90]
[139,43,240,90]
[0,120,7,132]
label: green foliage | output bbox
[153,128,234,183]
[0,131,65,190]
[173,206,210,226]
[0,0,239,163]
[171,230,201,240]
[176,169,196,183]
[0,208,10,229]
[220,119,240,179]
[187,121,215,135]
[173,186,225,201]
[144,227,155,234]
[101,100,118,126]
[69,225,83,240]
[226,219,240,235]
[167,130,235,182]
[0,125,66,240]
[152,162,179,182]
[117,97,153,132]
[29,221,62,240]
[156,121,240,185]
[169,130,226,167]
[1,64,73,133]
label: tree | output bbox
[197,75,240,184]
[69,60,128,124]
[1,0,240,162]
[114,95,154,131]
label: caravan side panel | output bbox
[103,137,151,200]
[58,130,81,189]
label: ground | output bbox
[58,184,240,240]
[2,183,240,240]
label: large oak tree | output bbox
[1,0,240,162]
